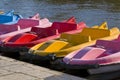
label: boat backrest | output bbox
[0,15,13,24]
[107,41,120,52]
[95,40,111,48]
[31,27,57,38]
[60,33,91,45]
[51,22,77,33]
[0,24,18,34]
[78,27,119,40]
[96,40,120,52]
[78,28,110,40]
[17,19,39,29]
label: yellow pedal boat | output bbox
[29,22,120,60]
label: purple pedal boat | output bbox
[59,35,120,74]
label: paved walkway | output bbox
[0,56,86,80]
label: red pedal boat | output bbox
[0,17,87,53]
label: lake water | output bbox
[0,0,120,28]
[1,0,120,79]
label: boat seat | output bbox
[0,24,18,34]
[14,33,38,44]
[60,33,91,45]
[78,28,111,40]
[95,40,111,49]
[96,40,120,55]
[77,27,119,41]
[106,41,120,52]
[17,19,39,29]
[31,27,57,38]
[38,29,57,39]
[51,22,77,33]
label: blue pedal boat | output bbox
[0,10,22,25]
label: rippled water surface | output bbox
[1,0,120,79]
[0,0,120,28]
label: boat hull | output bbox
[88,63,120,74]
[0,17,86,54]
[29,26,120,59]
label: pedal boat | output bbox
[0,10,22,25]
[0,13,52,40]
[0,17,87,53]
[28,22,120,60]
[59,35,120,74]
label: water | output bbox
[1,0,120,79]
[0,0,120,28]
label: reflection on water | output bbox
[0,0,120,27]
[0,0,120,79]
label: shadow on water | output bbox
[87,71,120,80]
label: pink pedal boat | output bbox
[59,35,120,74]
[0,17,87,53]
[0,13,52,40]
